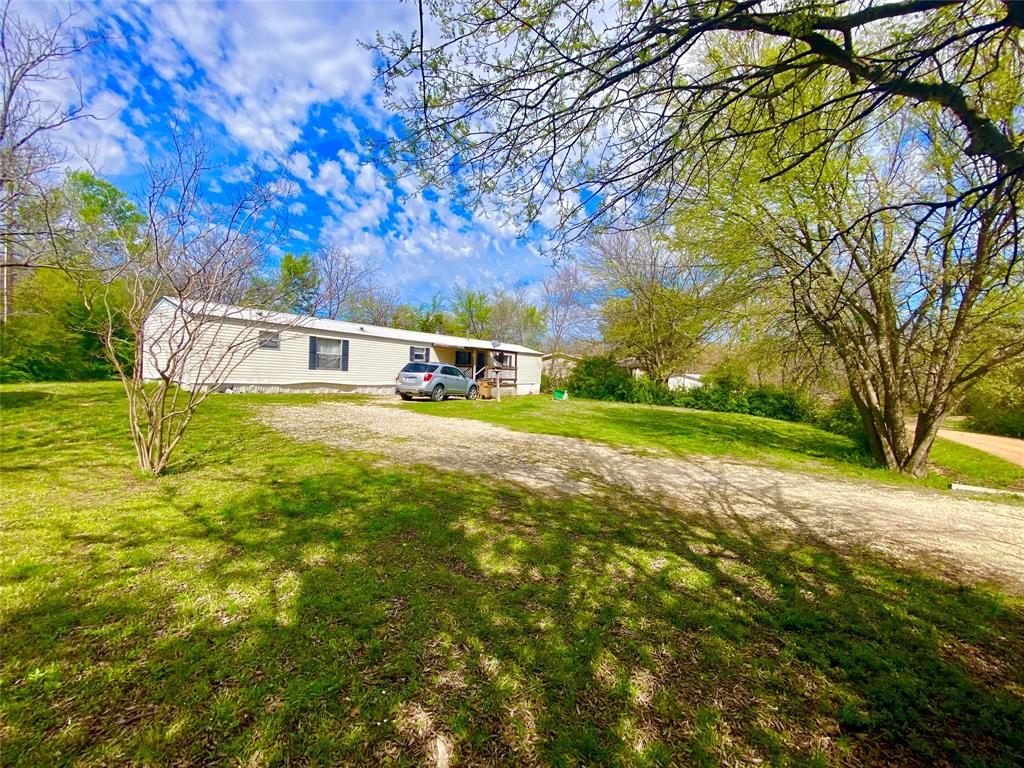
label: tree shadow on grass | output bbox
[2,459,1023,766]
[585,404,875,465]
[0,390,53,409]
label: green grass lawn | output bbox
[403,396,1024,491]
[2,382,1024,766]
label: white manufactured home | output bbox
[141,297,543,396]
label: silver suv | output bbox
[395,362,479,401]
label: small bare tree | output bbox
[308,242,374,320]
[1,0,95,321]
[51,126,311,475]
[349,279,418,328]
[541,261,596,353]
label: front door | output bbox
[475,351,486,379]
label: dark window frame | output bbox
[308,336,349,371]
[258,331,281,350]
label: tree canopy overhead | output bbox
[374,0,1023,248]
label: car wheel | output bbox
[399,393,413,401]
[431,384,445,402]
[466,386,478,400]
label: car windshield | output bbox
[401,363,436,373]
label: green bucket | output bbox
[552,389,569,401]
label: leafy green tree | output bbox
[961,359,1024,438]
[514,304,546,349]
[275,253,320,314]
[488,287,547,347]
[374,1,1023,249]
[450,288,492,336]
[0,268,127,381]
[565,356,633,401]
[0,171,140,382]
[347,284,408,328]
[587,230,738,382]
[414,293,452,334]
[679,107,1023,475]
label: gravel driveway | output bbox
[260,402,1024,590]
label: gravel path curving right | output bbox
[259,401,1024,591]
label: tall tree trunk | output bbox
[842,357,930,474]
[904,416,943,478]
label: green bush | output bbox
[565,355,823,426]
[629,375,676,405]
[0,271,128,383]
[816,395,871,451]
[676,382,747,413]
[676,381,818,424]
[565,356,634,401]
[703,359,749,393]
[961,365,1024,438]
[745,385,817,422]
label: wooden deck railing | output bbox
[457,365,517,386]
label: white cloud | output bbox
[64,90,143,174]
[332,114,361,145]
[9,0,554,301]
[309,160,349,199]
[286,152,313,182]
[120,0,415,156]
[355,164,387,195]
[337,148,361,174]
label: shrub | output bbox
[703,359,750,392]
[816,395,871,451]
[565,356,634,401]
[629,375,676,405]
[676,381,819,424]
[965,402,1024,439]
[676,382,746,413]
[960,363,1024,438]
[564,354,824,427]
[744,385,817,423]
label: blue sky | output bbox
[26,0,555,303]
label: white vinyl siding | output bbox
[140,300,178,381]
[141,298,545,394]
[199,321,441,387]
[515,353,542,395]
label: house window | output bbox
[409,346,430,362]
[309,336,349,371]
[455,350,471,366]
[258,331,280,350]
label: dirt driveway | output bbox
[937,428,1024,468]
[260,402,1024,591]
